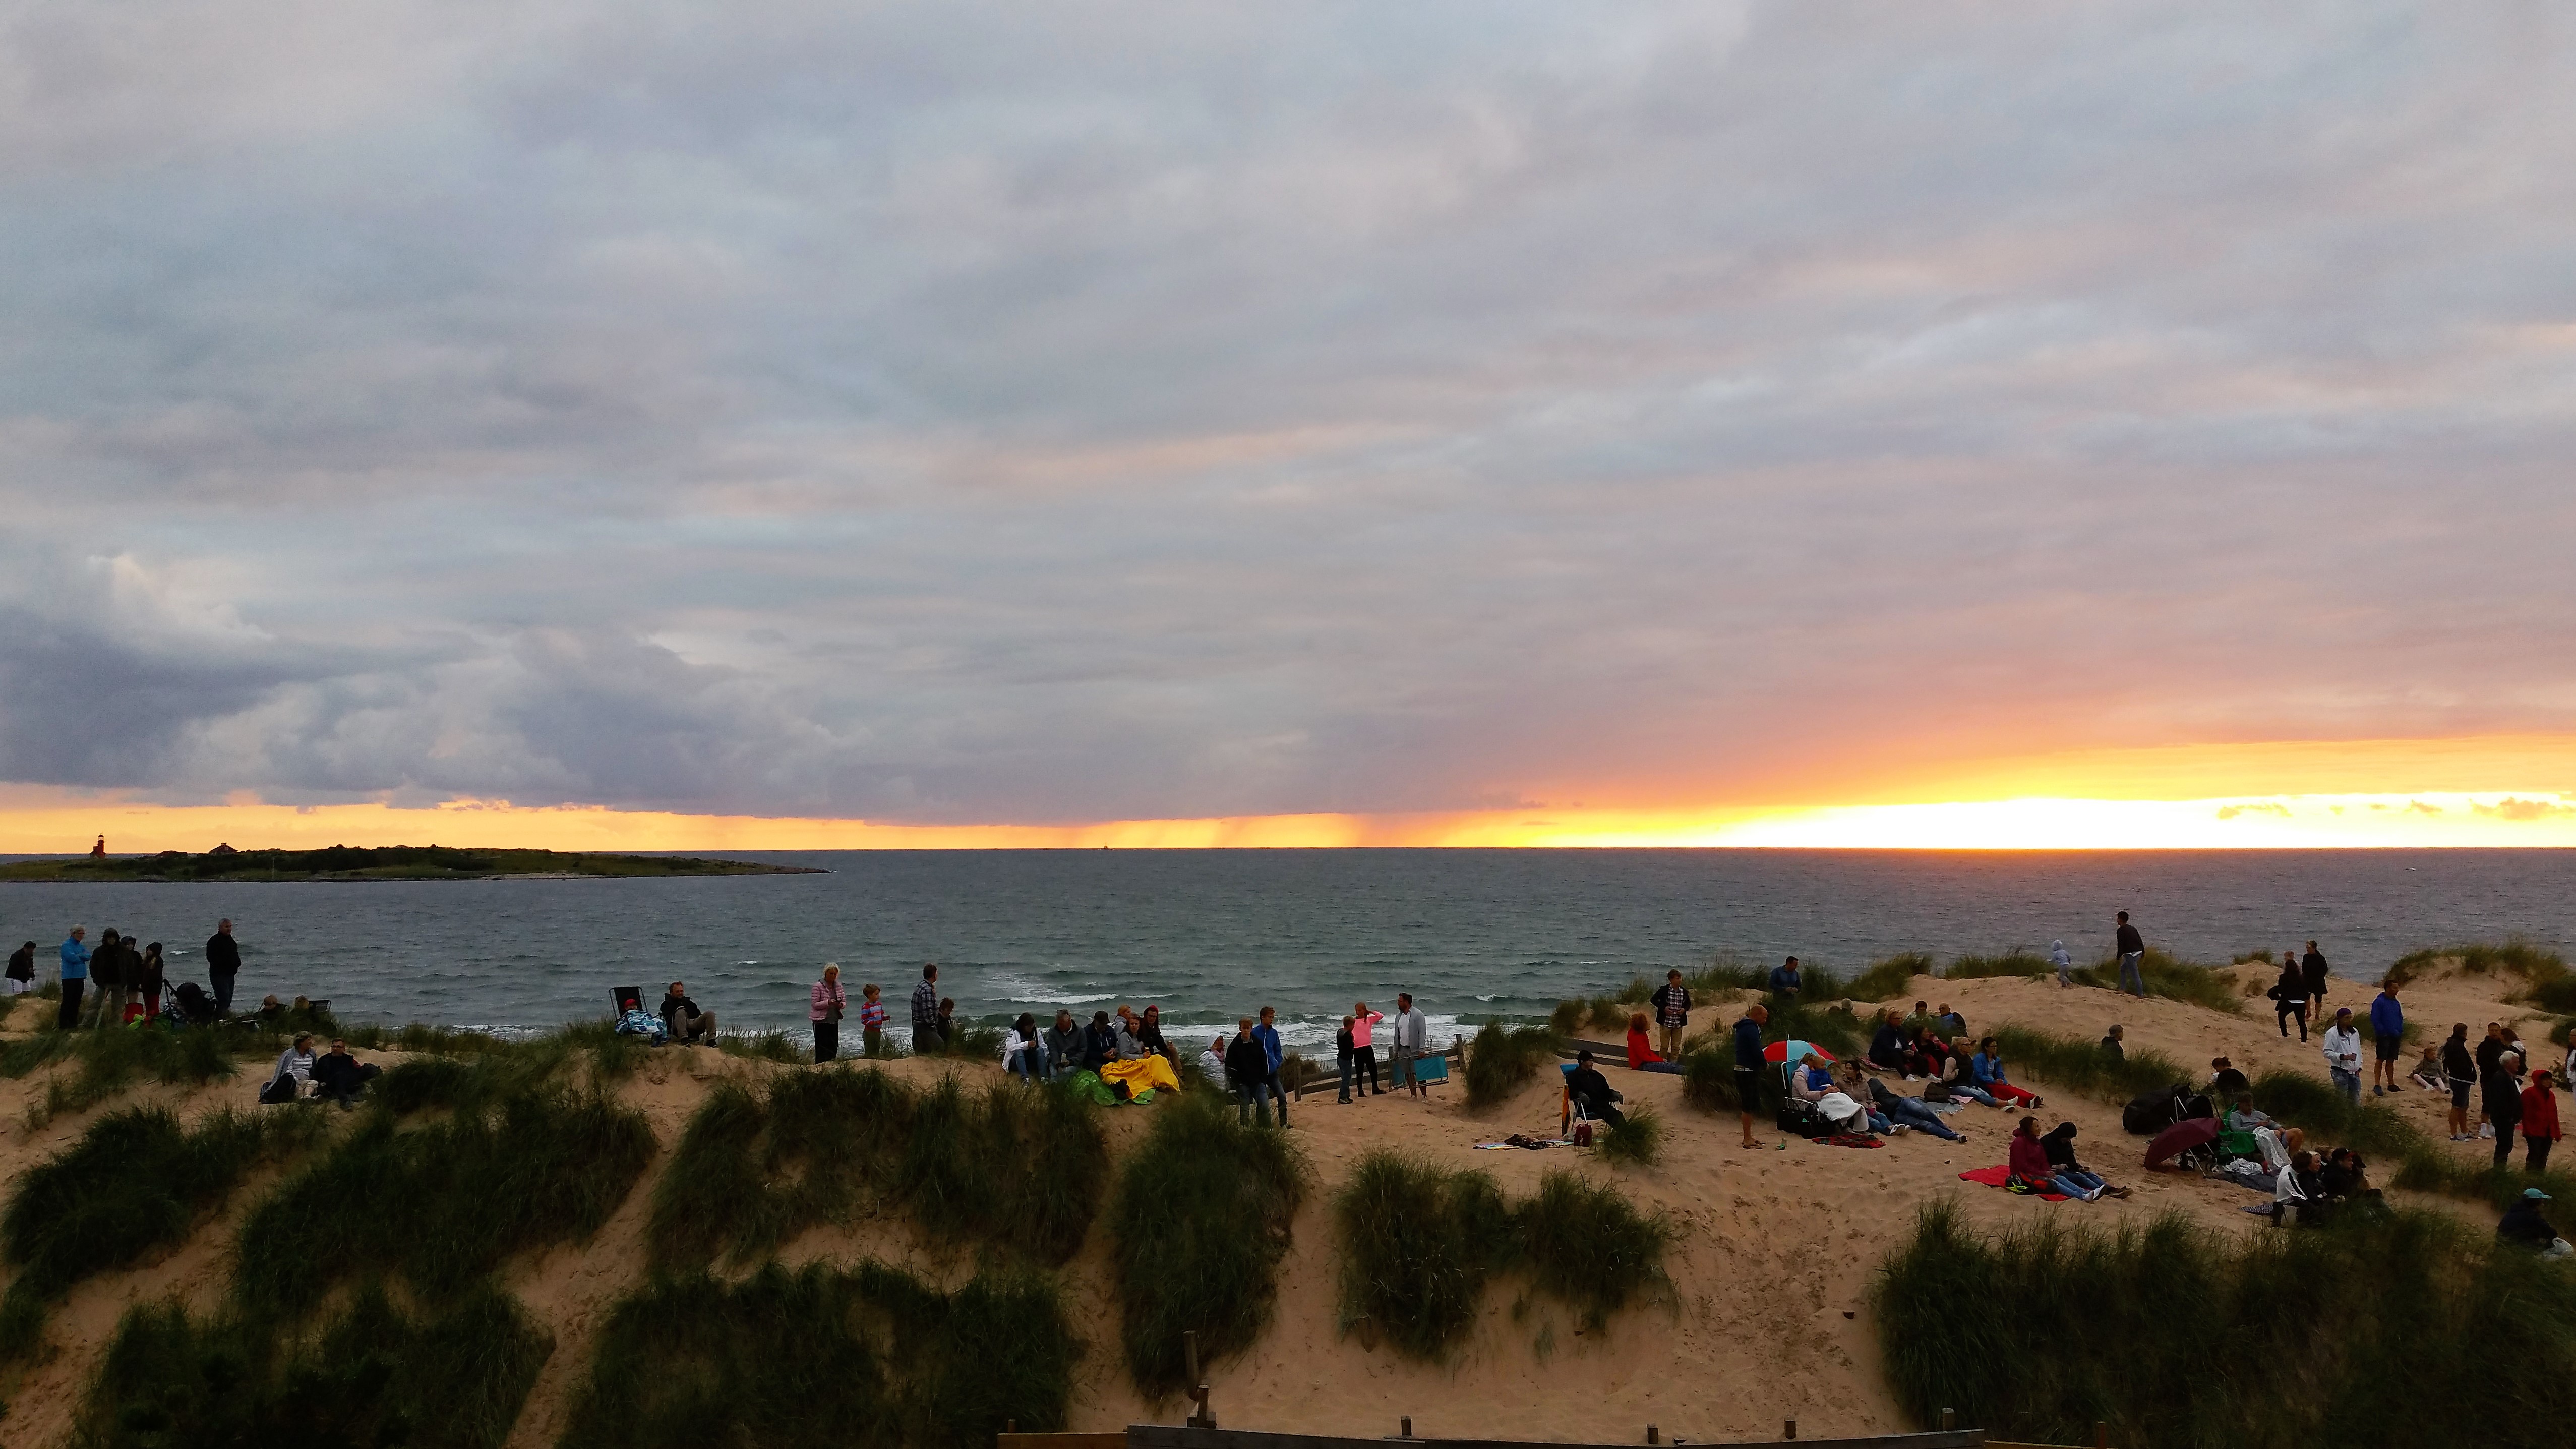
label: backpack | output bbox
[1922,1081,1952,1103]
[2123,1089,2181,1136]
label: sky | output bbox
[3,2,2573,850]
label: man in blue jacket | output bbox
[2369,980,2406,1097]
[56,927,89,1031]
[1254,1005,1290,1128]
[1767,956,1802,999]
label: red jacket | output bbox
[2524,1083,2562,1142]
[1625,1027,1664,1070]
[2008,1131,2052,1183]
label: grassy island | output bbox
[0,844,822,883]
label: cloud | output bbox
[2475,797,2575,821]
[2,6,2574,820]
[2216,802,2293,820]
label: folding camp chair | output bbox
[612,984,643,1016]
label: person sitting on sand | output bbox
[661,982,716,1047]
[1199,1035,1228,1085]
[1865,1075,1965,1141]
[2409,1044,2447,1094]
[1137,1004,1173,1061]
[1625,1012,1684,1074]
[1082,1010,1118,1070]
[2273,1149,2323,1227]
[1905,1027,1949,1081]
[260,1033,318,1104]
[1114,1005,1150,1058]
[1043,1010,1083,1079]
[2041,1121,2128,1199]
[1971,1038,2042,1108]
[2208,1056,2250,1098]
[1937,1040,2001,1108]
[1936,1004,1967,1036]
[1838,1060,1900,1134]
[2319,1147,2381,1205]
[2497,1187,2573,1257]
[2099,1024,2125,1064]
[1790,1052,1834,1107]
[2006,1117,2072,1195]
[1002,1013,1047,1084]
[1867,1011,1909,1071]
[309,1037,381,1109]
[1903,1000,1934,1036]
[1568,1049,1626,1129]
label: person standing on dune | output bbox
[2302,941,2331,1018]
[206,918,242,1015]
[1390,993,1429,1097]
[1350,1001,1384,1096]
[1650,969,1691,1060]
[1734,1002,1769,1149]
[2113,912,2146,999]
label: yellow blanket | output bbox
[1099,1055,1180,1095]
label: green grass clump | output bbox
[1464,1024,1563,1108]
[231,1086,653,1317]
[1515,1170,1672,1331]
[2070,949,2244,1013]
[1334,1154,1517,1361]
[1848,953,1937,1001]
[81,1283,550,1449]
[2,1021,242,1128]
[1873,1200,2576,1448]
[714,1027,811,1064]
[1760,997,1865,1057]
[1108,1088,1307,1397]
[1679,1045,1741,1113]
[1947,951,2054,981]
[1987,1026,2188,1106]
[647,1068,1103,1272]
[1597,1102,1664,1167]
[2388,939,2570,994]
[560,1261,1076,1449]
[0,1106,321,1356]
[1333,1154,1672,1361]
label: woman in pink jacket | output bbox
[1349,1001,1385,1097]
[811,964,847,1063]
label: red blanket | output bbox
[1957,1164,2069,1203]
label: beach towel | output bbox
[1475,1135,1570,1150]
[1825,1133,1884,1149]
[1100,1055,1181,1097]
[1957,1165,2070,1203]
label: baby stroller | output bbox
[168,979,223,1027]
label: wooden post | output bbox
[1940,1408,1956,1431]
[1646,1427,1658,1445]
[1783,1421,1796,1440]
[1402,1416,1413,1439]
[2095,1423,2108,1448]
[1184,1330,1213,1428]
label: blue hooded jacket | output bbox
[1253,1021,1284,1075]
[58,935,89,980]
[2370,991,2403,1042]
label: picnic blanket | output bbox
[1475,1135,1571,1150]
[1067,1069,1155,1106]
[1957,1164,2070,1203]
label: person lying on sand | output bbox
[1865,1074,1965,1141]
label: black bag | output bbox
[1776,1100,1833,1139]
[2123,1089,2180,1136]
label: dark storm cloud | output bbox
[2,2,2573,819]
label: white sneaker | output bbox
[2481,1124,2496,1139]
[1890,1124,1909,1135]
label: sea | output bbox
[4,849,2571,1053]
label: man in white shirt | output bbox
[2321,1008,2365,1108]
[1390,993,1430,1097]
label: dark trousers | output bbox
[1354,1045,1382,1094]
[2532,1136,2556,1174]
[57,979,83,1031]
[317,1063,382,1106]
[2277,1001,2307,1040]
[813,1020,839,1062]
[1337,1051,1354,1102]
[862,1026,882,1057]
[211,970,237,1015]
[1267,1072,1290,1125]
[2496,1121,2520,1168]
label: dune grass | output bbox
[1987,1025,2189,1106]
[80,1282,551,1449]
[647,1067,1104,1272]
[1846,953,1937,1001]
[1679,1045,1741,1112]
[1464,1023,1563,1108]
[2389,940,2576,1012]
[559,1261,1075,1449]
[1946,951,2054,981]
[2238,1065,2576,1210]
[2069,949,2244,1013]
[1597,1102,1664,1167]
[231,1085,653,1318]
[1,1021,241,1129]
[1333,1153,1672,1360]
[0,1106,322,1357]
[1874,1199,2576,1448]
[1107,1087,1307,1397]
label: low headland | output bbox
[0,844,824,883]
[0,938,2569,1447]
